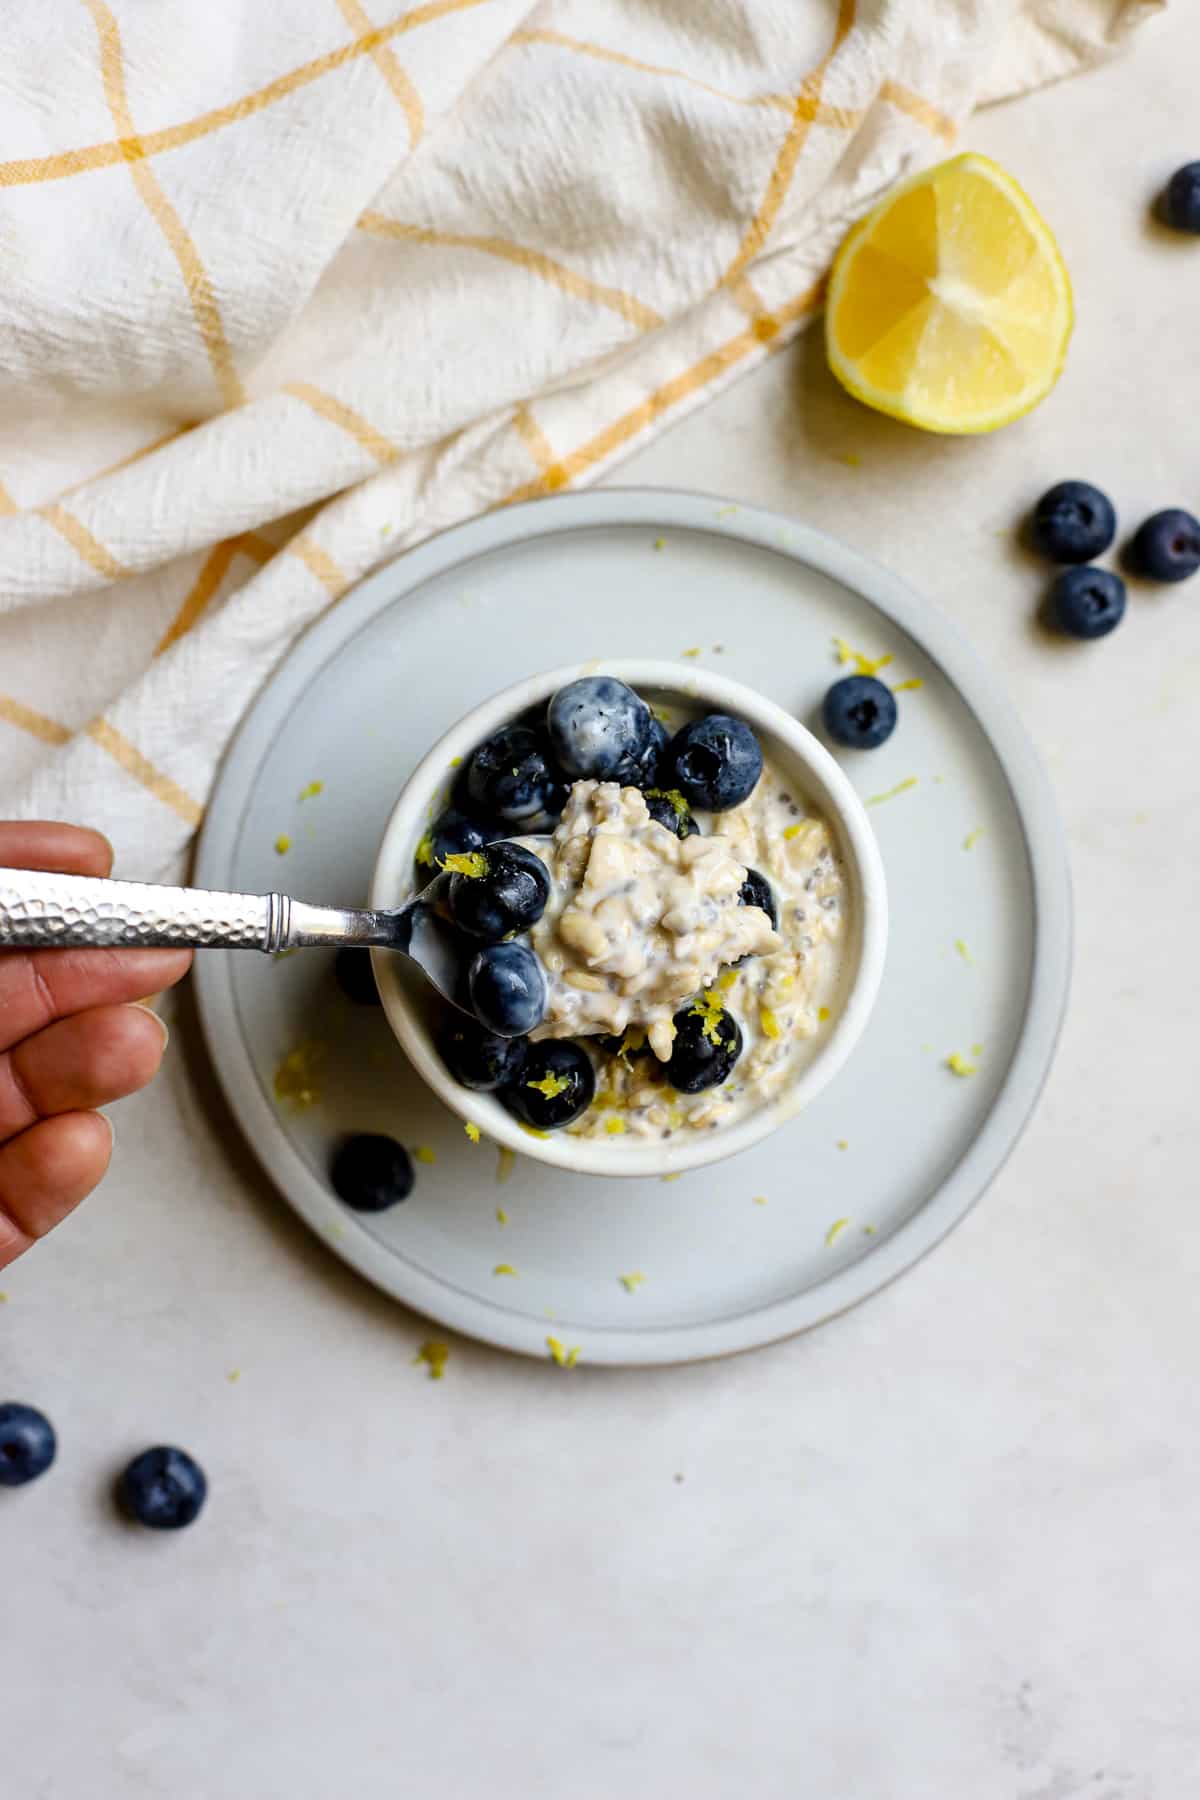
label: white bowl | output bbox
[370,660,888,1178]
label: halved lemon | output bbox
[825,153,1073,435]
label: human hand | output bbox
[0,823,193,1270]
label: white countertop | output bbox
[4,18,1197,1796]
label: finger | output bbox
[0,945,192,1055]
[0,821,113,877]
[0,1004,169,1143]
[0,1110,113,1266]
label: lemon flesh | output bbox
[826,153,1073,435]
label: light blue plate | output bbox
[193,490,1071,1364]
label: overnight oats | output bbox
[417,676,849,1143]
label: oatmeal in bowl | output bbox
[370,661,887,1178]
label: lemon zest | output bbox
[825,1217,850,1246]
[946,1051,978,1078]
[833,635,893,678]
[653,537,666,550]
[464,1122,481,1144]
[605,1117,626,1135]
[689,990,726,1045]
[718,969,739,992]
[527,1071,570,1100]
[449,755,462,769]
[297,780,324,802]
[273,1040,324,1109]
[226,1369,240,1383]
[971,1042,984,1057]
[493,1263,518,1278]
[519,1123,550,1140]
[867,777,918,807]
[414,831,437,868]
[611,1025,647,1059]
[892,678,923,694]
[760,1006,781,1041]
[496,1147,516,1185]
[681,646,701,658]
[414,1340,450,1380]
[660,1172,683,1183]
[496,1206,508,1225]
[954,938,972,964]
[836,1138,849,1150]
[619,1272,646,1293]
[413,1146,435,1165]
[752,1195,769,1207]
[645,787,691,825]
[274,834,291,855]
[963,828,984,850]
[818,1005,831,1022]
[546,1336,581,1368]
[442,851,488,878]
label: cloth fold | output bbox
[0,0,1160,877]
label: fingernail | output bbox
[129,1003,170,1051]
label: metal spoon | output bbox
[0,861,482,1018]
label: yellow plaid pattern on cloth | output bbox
[0,0,1158,876]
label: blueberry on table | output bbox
[667,715,763,811]
[822,675,897,749]
[465,725,569,831]
[738,868,778,930]
[666,996,743,1092]
[1163,162,1200,234]
[334,947,380,1006]
[415,807,503,879]
[501,1040,595,1130]
[1128,509,1200,583]
[447,842,551,941]
[1050,567,1127,639]
[0,1402,56,1488]
[546,676,655,782]
[468,941,547,1037]
[1030,481,1116,564]
[119,1446,207,1530]
[442,1018,528,1090]
[331,1134,415,1211]
[645,788,698,839]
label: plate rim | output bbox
[193,487,1073,1366]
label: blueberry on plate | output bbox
[447,842,551,941]
[442,1018,528,1090]
[1049,566,1126,639]
[822,675,897,749]
[468,941,547,1037]
[546,676,655,783]
[415,808,503,879]
[331,1134,415,1211]
[645,787,698,840]
[667,715,763,811]
[465,725,569,831]
[0,1402,57,1488]
[1128,508,1200,584]
[501,1039,595,1130]
[666,996,743,1092]
[119,1446,207,1530]
[739,868,778,930]
[1030,481,1116,564]
[333,947,380,1006]
[1163,162,1200,234]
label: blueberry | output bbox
[468,941,547,1037]
[546,677,654,782]
[627,715,670,790]
[1163,162,1200,234]
[334,947,380,1006]
[118,1446,207,1530]
[738,868,778,930]
[465,726,568,831]
[442,1018,528,1090]
[1030,481,1116,564]
[644,788,698,839]
[447,842,550,941]
[1049,567,1127,639]
[501,1039,595,1130]
[331,1134,415,1211]
[415,808,503,880]
[667,715,763,811]
[822,675,897,749]
[666,997,743,1093]
[1128,508,1200,583]
[0,1402,56,1488]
